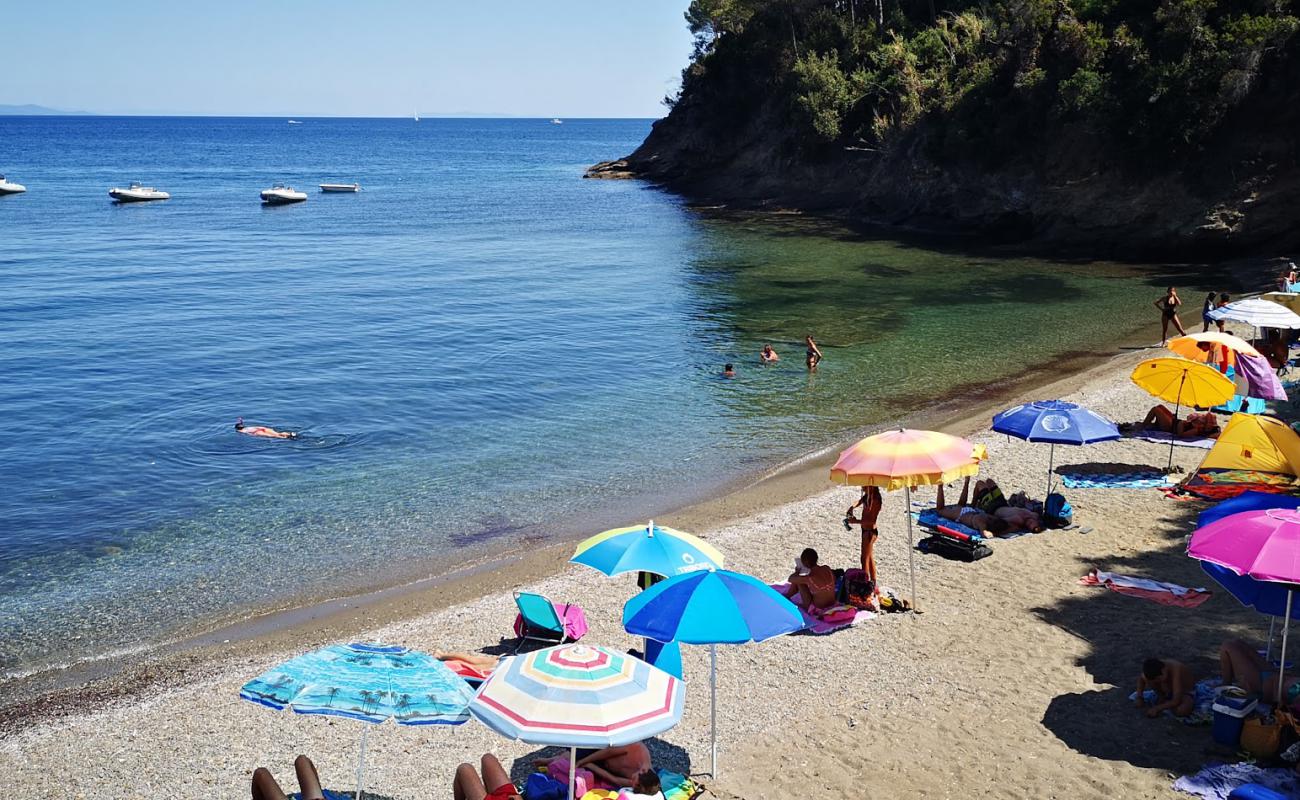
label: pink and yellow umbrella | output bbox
[830,429,985,609]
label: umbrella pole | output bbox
[1046,443,1055,499]
[1280,591,1294,708]
[355,725,369,800]
[710,643,718,778]
[1169,373,1185,472]
[906,485,918,612]
[569,746,577,800]
[1268,616,1277,664]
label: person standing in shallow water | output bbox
[805,334,823,370]
[760,344,779,364]
[1154,286,1186,345]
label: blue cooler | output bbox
[1212,689,1258,747]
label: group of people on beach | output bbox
[723,334,823,378]
[1154,286,1233,345]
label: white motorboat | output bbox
[109,182,170,202]
[319,183,360,193]
[0,175,27,195]
[260,184,308,205]
[287,119,302,124]
[550,118,563,125]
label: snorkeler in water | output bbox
[235,417,299,439]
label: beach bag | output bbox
[841,568,876,609]
[1242,716,1285,758]
[1044,493,1073,528]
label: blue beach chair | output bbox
[512,591,574,653]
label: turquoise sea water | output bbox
[0,116,1170,681]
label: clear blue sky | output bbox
[1,1,694,117]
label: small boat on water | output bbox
[109,182,170,202]
[287,119,303,124]
[319,183,361,193]
[550,118,563,125]
[0,175,27,195]
[260,184,308,205]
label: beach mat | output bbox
[1080,568,1212,608]
[1125,430,1217,449]
[1061,471,1174,489]
[769,583,875,634]
[1178,469,1300,501]
[1173,762,1300,799]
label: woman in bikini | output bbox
[782,547,837,609]
[845,486,882,585]
[805,334,823,370]
[1154,286,1187,345]
[1220,638,1300,707]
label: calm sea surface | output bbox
[0,116,1166,680]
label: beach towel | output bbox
[1130,678,1223,725]
[1215,395,1271,415]
[1127,430,1219,449]
[443,658,492,685]
[1173,762,1300,800]
[1061,471,1174,489]
[657,771,703,800]
[1080,568,1213,607]
[1179,469,1300,501]
[915,508,982,538]
[769,584,876,633]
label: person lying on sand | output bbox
[1220,638,1300,706]
[251,755,326,800]
[993,505,1043,533]
[537,742,653,789]
[936,477,1010,537]
[436,650,499,673]
[455,753,523,800]
[235,417,299,439]
[781,547,837,609]
[1131,405,1219,438]
[1136,658,1195,718]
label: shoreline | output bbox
[0,319,1156,732]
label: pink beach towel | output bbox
[1079,568,1212,608]
[512,602,589,641]
[771,583,876,633]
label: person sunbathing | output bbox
[993,505,1043,533]
[436,650,499,671]
[537,742,653,790]
[251,755,326,800]
[619,770,665,800]
[1136,405,1219,438]
[935,477,1010,537]
[1136,658,1195,718]
[781,547,837,609]
[971,478,1008,512]
[1220,638,1300,706]
[455,753,523,800]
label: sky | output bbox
[0,1,695,117]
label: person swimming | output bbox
[723,363,736,378]
[235,418,298,439]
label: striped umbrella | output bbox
[470,644,684,800]
[570,520,725,579]
[830,429,985,609]
[1208,297,1300,330]
[240,642,475,799]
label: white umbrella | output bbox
[1208,297,1300,329]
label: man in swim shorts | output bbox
[235,418,298,439]
[935,477,1010,537]
[1136,657,1195,718]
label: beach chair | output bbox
[512,591,585,653]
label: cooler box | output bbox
[1212,690,1258,747]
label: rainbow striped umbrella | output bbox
[830,429,985,610]
[470,644,684,800]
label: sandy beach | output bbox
[3,333,1285,800]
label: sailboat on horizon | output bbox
[413,109,420,123]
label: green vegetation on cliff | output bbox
[676,0,1297,166]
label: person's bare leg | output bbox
[936,483,946,508]
[294,756,324,800]
[252,768,290,800]
[1161,316,1170,344]
[1222,639,1267,693]
[1174,693,1195,717]
[1173,314,1187,336]
[480,754,512,794]
[797,583,814,608]
[454,763,487,800]
[958,476,971,506]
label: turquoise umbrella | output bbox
[241,642,475,799]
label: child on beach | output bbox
[1136,658,1196,718]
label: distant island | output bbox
[589,0,1300,257]
[0,104,93,116]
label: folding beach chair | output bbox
[512,591,578,653]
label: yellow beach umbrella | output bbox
[1167,332,1261,362]
[1130,357,1236,469]
[830,429,985,610]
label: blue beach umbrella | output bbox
[240,642,475,799]
[991,400,1119,496]
[570,519,725,579]
[622,569,804,777]
[1197,491,1300,529]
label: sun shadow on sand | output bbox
[506,738,693,785]
[1033,499,1268,773]
[1054,461,1168,477]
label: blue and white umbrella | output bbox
[241,642,475,799]
[1208,297,1300,330]
[991,400,1119,496]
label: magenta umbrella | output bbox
[1189,507,1300,704]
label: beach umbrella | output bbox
[1167,331,1263,362]
[470,644,684,800]
[240,642,475,800]
[991,400,1119,497]
[570,520,725,579]
[1208,297,1300,330]
[829,428,984,609]
[1130,358,1237,470]
[1189,508,1300,705]
[622,568,803,778]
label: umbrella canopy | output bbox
[241,642,475,799]
[1197,491,1300,529]
[991,400,1119,496]
[1208,297,1300,329]
[1168,331,1263,361]
[1188,508,1300,583]
[1130,357,1237,409]
[570,520,724,579]
[1202,562,1300,619]
[830,428,983,489]
[622,569,803,778]
[240,642,474,724]
[622,569,804,645]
